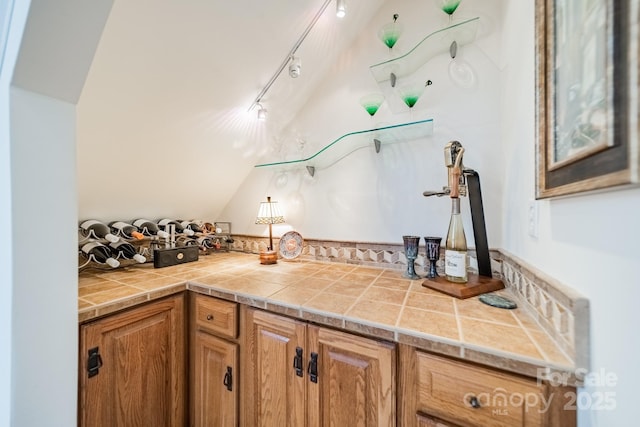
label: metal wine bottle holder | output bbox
[422,140,504,298]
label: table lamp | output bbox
[255,196,285,264]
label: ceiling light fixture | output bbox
[248,0,335,115]
[288,56,302,78]
[336,0,346,18]
[257,104,267,121]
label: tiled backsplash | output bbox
[231,235,589,371]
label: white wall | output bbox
[1,1,28,424]
[10,87,78,427]
[2,0,112,425]
[501,2,640,426]
[220,0,507,247]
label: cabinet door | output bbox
[79,294,186,427]
[307,326,396,427]
[192,331,238,427]
[244,309,307,427]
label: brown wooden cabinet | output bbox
[243,307,396,427]
[189,294,239,427]
[77,289,576,427]
[78,293,186,427]
[398,345,576,427]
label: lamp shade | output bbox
[255,197,285,225]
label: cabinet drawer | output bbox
[193,294,237,339]
[416,413,459,427]
[415,352,546,427]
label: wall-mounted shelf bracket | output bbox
[374,139,381,153]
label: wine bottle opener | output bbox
[423,141,493,278]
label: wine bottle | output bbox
[132,219,170,239]
[108,241,146,263]
[109,221,144,240]
[179,220,203,233]
[176,236,198,247]
[79,219,119,243]
[444,197,468,283]
[196,235,215,249]
[158,218,195,236]
[81,241,120,268]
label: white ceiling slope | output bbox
[77,0,385,220]
[12,0,114,103]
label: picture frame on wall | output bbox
[535,0,639,198]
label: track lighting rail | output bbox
[248,0,334,113]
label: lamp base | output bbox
[259,250,278,265]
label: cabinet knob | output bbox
[206,314,214,321]
[469,395,481,409]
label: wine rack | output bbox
[78,220,233,271]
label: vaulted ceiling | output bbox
[73,0,386,219]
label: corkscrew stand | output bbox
[422,141,503,299]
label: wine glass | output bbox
[424,236,442,279]
[378,14,403,52]
[435,0,461,24]
[360,93,385,151]
[359,93,385,117]
[402,235,421,279]
[397,80,432,119]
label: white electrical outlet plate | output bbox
[528,200,539,238]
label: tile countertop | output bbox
[78,251,576,381]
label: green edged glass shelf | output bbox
[370,17,479,113]
[254,119,434,175]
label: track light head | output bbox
[257,104,267,121]
[288,56,301,78]
[336,0,346,18]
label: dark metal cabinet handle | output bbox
[308,352,318,383]
[87,347,103,378]
[206,314,214,321]
[293,347,304,377]
[223,366,233,391]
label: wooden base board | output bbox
[422,274,504,299]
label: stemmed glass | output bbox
[378,14,403,52]
[402,235,421,279]
[360,93,385,151]
[359,93,385,118]
[435,0,461,24]
[398,80,432,119]
[424,236,442,279]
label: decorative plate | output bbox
[279,231,304,259]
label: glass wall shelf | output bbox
[370,17,479,85]
[254,119,434,175]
